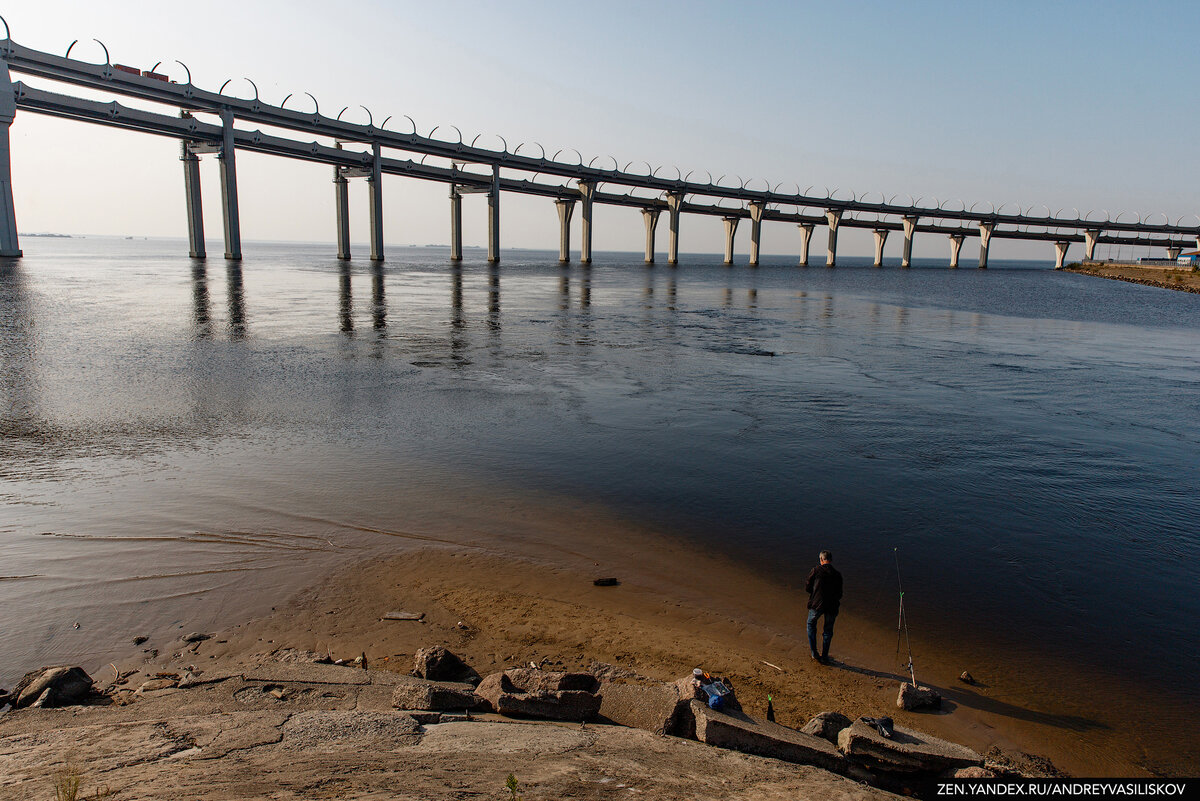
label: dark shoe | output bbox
[816,655,828,665]
[810,653,821,661]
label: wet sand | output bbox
[181,497,1194,779]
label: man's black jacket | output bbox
[805,563,843,614]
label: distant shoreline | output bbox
[1062,262,1200,294]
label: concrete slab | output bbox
[598,682,684,736]
[241,663,370,686]
[688,700,844,772]
[838,717,983,774]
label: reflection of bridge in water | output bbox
[1,26,1197,269]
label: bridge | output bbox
[1,29,1197,268]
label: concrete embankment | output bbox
[1062,262,1200,293]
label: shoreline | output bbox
[1062,263,1200,294]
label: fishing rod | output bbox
[894,547,917,686]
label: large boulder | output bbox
[896,682,942,710]
[685,700,844,772]
[390,676,479,711]
[800,711,853,744]
[13,666,94,709]
[838,717,983,775]
[598,682,686,735]
[474,668,601,722]
[412,647,479,685]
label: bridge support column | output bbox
[949,234,965,268]
[825,209,842,266]
[798,223,814,266]
[873,229,889,267]
[334,162,351,261]
[368,142,384,262]
[1054,241,1070,269]
[977,221,994,269]
[748,201,765,266]
[1084,228,1101,261]
[449,185,462,262]
[666,191,684,264]
[0,61,21,258]
[902,216,918,268]
[217,109,242,261]
[487,165,500,264]
[722,215,740,265]
[578,180,595,264]
[555,198,575,263]
[1167,246,1182,261]
[642,207,660,264]
[181,139,205,259]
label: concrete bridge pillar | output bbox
[449,185,463,262]
[217,109,242,261]
[1084,229,1101,261]
[642,207,661,264]
[977,221,994,269]
[748,201,765,266]
[334,168,351,260]
[902,216,918,268]
[798,223,814,266]
[825,209,842,266]
[181,137,205,259]
[1167,246,1182,261]
[666,191,684,265]
[0,60,21,258]
[948,234,965,268]
[555,198,575,263]
[578,180,596,264]
[487,165,500,264]
[873,229,889,267]
[722,215,740,265]
[1054,241,1070,269]
[367,142,384,262]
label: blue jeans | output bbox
[807,608,837,657]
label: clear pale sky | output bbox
[4,1,1197,260]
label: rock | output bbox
[838,717,983,774]
[897,682,941,710]
[686,700,843,772]
[132,635,148,645]
[598,682,685,735]
[593,577,619,586]
[243,663,371,686]
[13,666,94,709]
[959,672,975,685]
[181,632,211,643]
[0,689,9,707]
[412,647,480,685]
[390,676,479,711]
[800,711,853,744]
[29,688,54,708]
[474,668,601,722]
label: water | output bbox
[2,237,1198,772]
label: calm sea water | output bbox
[2,237,1198,765]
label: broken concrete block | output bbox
[475,669,601,722]
[412,647,479,684]
[897,682,942,710]
[687,700,843,772]
[598,682,685,736]
[838,717,983,774]
[390,676,479,711]
[800,711,853,744]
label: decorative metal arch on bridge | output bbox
[0,31,1197,266]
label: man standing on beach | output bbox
[805,550,842,664]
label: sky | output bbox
[4,1,1198,260]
